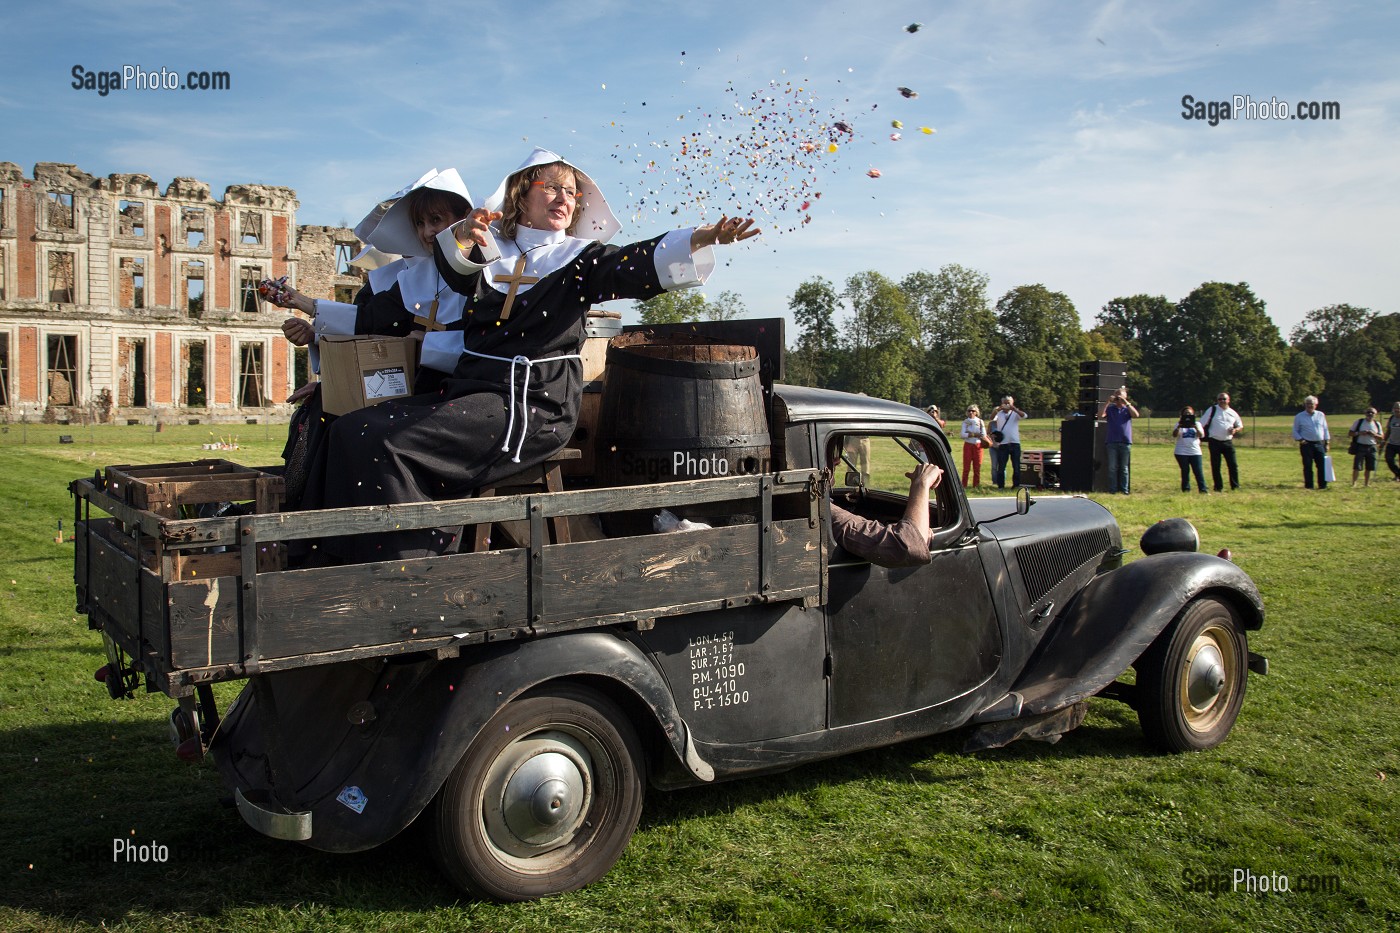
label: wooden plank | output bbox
[166,575,242,670]
[540,517,819,619]
[241,470,818,543]
[243,550,530,660]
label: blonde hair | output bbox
[498,162,581,239]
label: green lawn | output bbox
[1,424,1396,931]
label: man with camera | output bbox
[1097,388,1139,494]
[990,396,1028,489]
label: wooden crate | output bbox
[105,460,284,518]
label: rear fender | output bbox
[284,630,699,853]
[1010,552,1264,715]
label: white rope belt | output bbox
[463,348,582,463]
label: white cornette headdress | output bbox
[352,168,437,243]
[369,168,473,257]
[485,147,621,243]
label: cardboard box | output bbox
[319,335,418,416]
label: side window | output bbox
[830,433,960,531]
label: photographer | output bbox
[1097,388,1139,495]
[1172,406,1208,493]
[990,396,1027,489]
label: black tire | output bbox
[431,684,645,901]
[1135,597,1248,753]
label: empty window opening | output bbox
[0,246,6,300]
[0,187,7,228]
[185,261,205,316]
[47,334,79,406]
[182,340,207,406]
[118,337,148,407]
[47,191,75,230]
[335,241,356,274]
[334,284,358,304]
[239,212,263,245]
[118,200,145,237]
[49,251,76,303]
[182,207,206,247]
[240,266,264,314]
[119,257,145,309]
[293,345,310,392]
[0,333,10,408]
[239,343,266,407]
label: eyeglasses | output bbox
[532,181,580,200]
[1217,396,1229,401]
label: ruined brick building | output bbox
[0,161,363,424]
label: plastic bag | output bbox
[653,509,712,533]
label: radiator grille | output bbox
[1016,528,1113,605]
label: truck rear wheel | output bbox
[431,684,645,901]
[1135,597,1248,753]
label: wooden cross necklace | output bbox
[411,275,452,332]
[493,239,546,321]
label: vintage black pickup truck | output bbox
[71,325,1265,902]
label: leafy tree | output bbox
[1160,282,1291,411]
[842,271,918,402]
[1362,313,1400,407]
[991,285,1086,410]
[901,265,997,411]
[787,277,843,388]
[703,290,747,322]
[1094,294,1172,405]
[635,290,706,325]
[1290,304,1394,411]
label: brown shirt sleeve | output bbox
[830,502,932,568]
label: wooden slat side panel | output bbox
[167,577,242,670]
[541,518,820,619]
[250,550,530,659]
[84,527,143,643]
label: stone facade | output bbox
[0,161,364,424]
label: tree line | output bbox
[636,266,1399,415]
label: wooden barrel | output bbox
[596,332,771,489]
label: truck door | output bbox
[824,432,1002,727]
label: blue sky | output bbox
[4,0,1395,338]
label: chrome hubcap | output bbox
[1186,643,1226,710]
[1179,624,1238,732]
[483,730,594,860]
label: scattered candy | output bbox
[898,87,918,99]
[891,119,903,129]
[866,168,882,178]
[906,23,922,33]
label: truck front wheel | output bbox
[431,684,645,901]
[1135,597,1248,753]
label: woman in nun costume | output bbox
[271,169,473,508]
[315,147,758,562]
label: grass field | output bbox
[1,421,1397,931]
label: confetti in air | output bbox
[608,67,939,237]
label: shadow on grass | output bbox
[2,719,462,925]
[3,697,1164,923]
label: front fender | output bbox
[1011,552,1264,715]
[287,630,700,853]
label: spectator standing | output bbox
[1098,388,1138,494]
[1172,406,1208,493]
[1385,402,1400,481]
[990,396,1027,489]
[925,405,946,429]
[1348,408,1385,487]
[1291,395,1331,490]
[1200,391,1244,491]
[959,405,988,488]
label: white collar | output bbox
[397,256,464,325]
[484,223,591,294]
